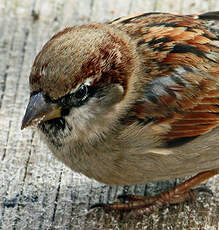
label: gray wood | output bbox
[0,0,218,229]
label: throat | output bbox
[38,117,72,148]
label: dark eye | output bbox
[74,84,88,101]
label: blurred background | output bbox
[0,1,218,229]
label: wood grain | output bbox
[0,0,218,229]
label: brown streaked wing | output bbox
[113,12,219,141]
[133,67,219,141]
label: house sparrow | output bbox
[21,11,219,214]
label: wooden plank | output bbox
[0,0,218,229]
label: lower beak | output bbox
[21,92,61,130]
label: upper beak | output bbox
[21,92,62,130]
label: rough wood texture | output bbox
[0,1,218,229]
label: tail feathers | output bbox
[195,11,219,37]
[198,11,219,21]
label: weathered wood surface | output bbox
[0,0,219,229]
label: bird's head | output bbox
[21,24,138,146]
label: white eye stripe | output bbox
[69,77,93,94]
[84,77,93,86]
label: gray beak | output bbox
[21,92,61,130]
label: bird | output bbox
[21,11,219,215]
